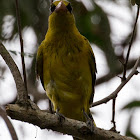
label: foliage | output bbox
[122,100,140,110]
[122,100,140,139]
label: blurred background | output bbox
[0,0,140,139]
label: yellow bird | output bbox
[36,0,96,139]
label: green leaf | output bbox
[125,114,140,139]
[9,50,17,55]
[122,100,140,110]
[126,131,140,139]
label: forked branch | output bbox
[91,57,140,107]
[0,42,27,103]
[122,6,139,80]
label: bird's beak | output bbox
[55,1,67,13]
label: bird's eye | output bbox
[50,4,56,12]
[66,3,72,13]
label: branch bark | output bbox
[15,0,28,95]
[122,6,139,80]
[0,107,18,140]
[6,104,135,140]
[0,42,27,104]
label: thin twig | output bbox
[15,0,28,94]
[96,59,140,86]
[91,57,140,107]
[111,98,116,131]
[122,6,139,80]
[0,107,18,140]
[109,6,140,131]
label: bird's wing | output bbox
[36,45,45,90]
[89,49,97,105]
[85,39,97,105]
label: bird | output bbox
[36,0,96,139]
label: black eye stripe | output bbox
[66,3,72,13]
[50,4,56,12]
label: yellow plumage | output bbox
[36,0,96,127]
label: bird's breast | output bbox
[45,47,90,86]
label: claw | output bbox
[86,118,95,132]
[83,109,95,132]
[56,108,65,123]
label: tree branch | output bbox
[91,57,140,107]
[0,107,18,140]
[15,0,28,96]
[122,6,139,80]
[6,104,136,140]
[96,59,140,86]
[0,42,27,104]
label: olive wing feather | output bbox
[36,45,45,90]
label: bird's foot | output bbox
[83,110,95,133]
[86,117,95,132]
[56,109,65,123]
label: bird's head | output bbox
[48,0,76,32]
